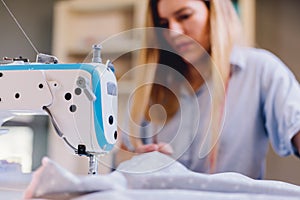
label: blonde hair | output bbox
[207,0,243,172]
[129,0,243,171]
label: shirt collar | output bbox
[230,46,246,73]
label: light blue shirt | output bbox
[122,46,300,179]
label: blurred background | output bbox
[0,0,300,185]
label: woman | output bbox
[119,0,300,179]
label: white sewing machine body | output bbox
[0,60,118,155]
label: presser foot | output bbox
[87,153,98,175]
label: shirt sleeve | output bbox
[260,50,300,156]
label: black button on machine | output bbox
[109,115,113,125]
[114,131,117,140]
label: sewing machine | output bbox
[0,45,118,174]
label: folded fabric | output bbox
[24,152,300,200]
[23,157,126,199]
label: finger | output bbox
[158,143,174,155]
[135,144,159,153]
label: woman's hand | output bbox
[135,143,174,156]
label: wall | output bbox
[256,0,300,185]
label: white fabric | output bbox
[22,152,300,200]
